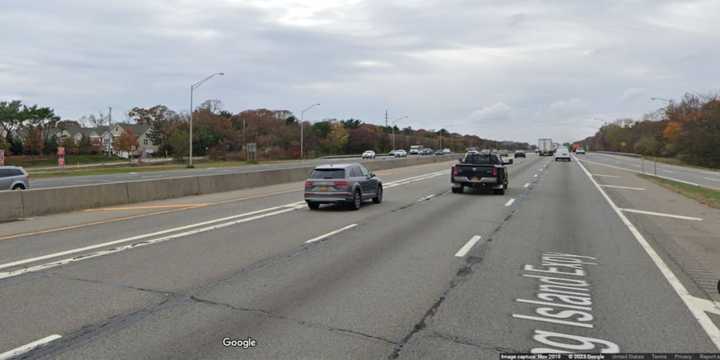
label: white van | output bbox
[554,147,571,162]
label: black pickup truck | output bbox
[451,152,509,194]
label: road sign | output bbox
[246,143,257,161]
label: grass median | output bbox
[639,174,720,209]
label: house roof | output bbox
[117,123,150,135]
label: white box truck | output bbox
[538,138,553,156]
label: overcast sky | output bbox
[2,0,719,144]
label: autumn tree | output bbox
[115,129,139,159]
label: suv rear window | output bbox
[311,169,346,179]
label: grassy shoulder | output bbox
[639,174,720,209]
[635,155,719,172]
[28,160,258,179]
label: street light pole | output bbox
[189,72,224,168]
[300,103,320,160]
[391,115,408,150]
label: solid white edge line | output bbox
[574,155,720,350]
[524,183,530,188]
[305,224,358,244]
[619,208,703,221]
[0,207,300,281]
[592,174,621,178]
[455,235,482,258]
[0,202,304,271]
[504,198,516,207]
[600,185,646,191]
[0,334,62,360]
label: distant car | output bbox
[442,148,452,154]
[434,149,445,155]
[554,148,572,161]
[514,151,526,158]
[0,166,29,190]
[575,149,586,155]
[361,150,376,159]
[304,163,383,210]
[390,149,407,158]
[421,148,434,155]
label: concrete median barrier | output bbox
[21,183,129,218]
[0,155,458,222]
[0,191,24,221]
[126,176,200,203]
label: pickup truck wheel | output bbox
[12,184,25,190]
[451,185,463,194]
[350,190,362,210]
[372,186,383,204]
[494,188,505,195]
[307,201,320,210]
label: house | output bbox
[273,110,294,121]
[108,123,158,157]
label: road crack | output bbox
[190,295,397,345]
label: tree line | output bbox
[576,93,720,168]
[1,99,531,160]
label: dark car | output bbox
[514,151,526,158]
[0,166,29,190]
[451,152,508,195]
[304,163,383,210]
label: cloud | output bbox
[620,88,646,102]
[469,103,512,122]
[1,0,719,144]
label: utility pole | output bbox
[108,106,113,157]
[300,103,320,160]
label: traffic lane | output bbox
[39,155,545,359]
[0,161,454,265]
[580,159,720,302]
[584,153,720,190]
[0,163,451,353]
[397,155,717,358]
[26,155,412,189]
[0,156,542,356]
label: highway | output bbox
[581,152,720,190]
[27,155,405,189]
[0,154,719,359]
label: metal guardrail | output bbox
[594,151,642,158]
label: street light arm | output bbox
[192,72,225,89]
[301,103,321,115]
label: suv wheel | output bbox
[12,184,25,190]
[451,185,463,194]
[307,201,320,210]
[372,186,383,204]
[350,189,362,210]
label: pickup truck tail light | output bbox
[452,166,459,176]
[334,180,349,189]
[492,167,497,177]
[304,181,313,189]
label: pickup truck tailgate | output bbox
[455,164,494,178]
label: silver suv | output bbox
[0,166,29,190]
[304,163,383,210]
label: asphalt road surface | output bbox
[0,154,718,359]
[27,155,409,189]
[580,152,720,190]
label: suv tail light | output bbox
[452,166,459,176]
[492,167,497,177]
[304,180,313,189]
[334,180,349,189]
